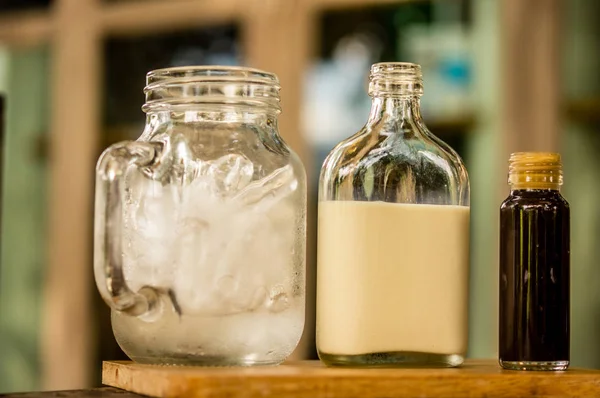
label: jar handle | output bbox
[94,141,163,317]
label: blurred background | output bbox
[0,0,599,393]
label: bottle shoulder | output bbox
[140,117,305,184]
[501,190,570,211]
[321,127,466,180]
[319,127,469,204]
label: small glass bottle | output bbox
[499,152,570,371]
[317,63,470,367]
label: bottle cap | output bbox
[508,152,563,190]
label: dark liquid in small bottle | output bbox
[499,189,570,365]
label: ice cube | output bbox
[168,133,212,185]
[234,164,297,211]
[266,285,290,313]
[123,178,178,290]
[147,163,298,317]
[208,154,254,195]
[171,215,213,314]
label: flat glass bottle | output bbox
[499,152,570,371]
[317,63,470,367]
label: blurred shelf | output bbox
[0,0,51,13]
[34,125,139,161]
[565,98,600,125]
[0,0,453,47]
[427,114,476,136]
[101,0,241,36]
[307,0,428,11]
[102,124,143,148]
[0,9,51,47]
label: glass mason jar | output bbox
[94,66,307,366]
[317,63,470,367]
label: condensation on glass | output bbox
[94,66,307,366]
[317,62,470,367]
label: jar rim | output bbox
[368,62,424,97]
[370,62,423,77]
[146,65,279,85]
[143,65,281,114]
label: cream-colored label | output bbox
[316,201,470,356]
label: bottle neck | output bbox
[509,187,561,194]
[367,95,423,128]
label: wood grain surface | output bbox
[0,387,143,398]
[102,360,600,398]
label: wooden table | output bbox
[3,360,600,398]
[100,359,600,398]
[0,387,142,398]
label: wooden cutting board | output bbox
[103,359,600,398]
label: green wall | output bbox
[0,46,49,393]
[562,0,600,368]
[466,0,501,359]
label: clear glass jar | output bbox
[316,63,470,367]
[94,66,307,366]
